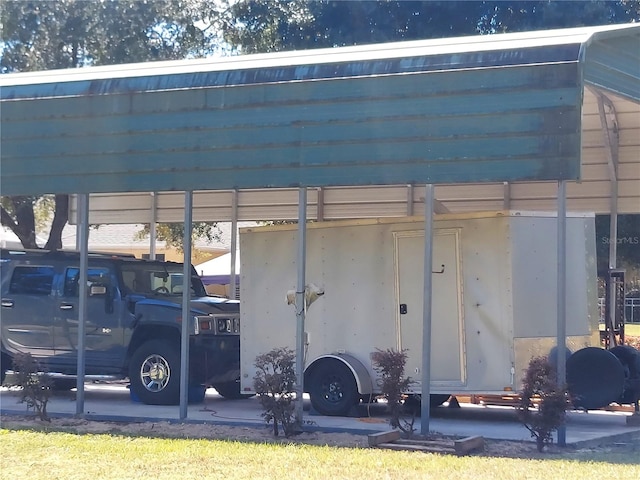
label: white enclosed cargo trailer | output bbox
[238,211,618,416]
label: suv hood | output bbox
[133,295,240,314]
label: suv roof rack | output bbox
[0,247,136,259]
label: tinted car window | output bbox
[9,266,55,295]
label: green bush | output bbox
[516,356,567,452]
[253,347,297,437]
[371,348,415,436]
[9,353,52,422]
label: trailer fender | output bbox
[305,353,373,395]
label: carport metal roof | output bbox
[1,24,638,219]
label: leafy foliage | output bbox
[371,348,415,436]
[595,214,640,281]
[8,353,52,422]
[134,222,222,252]
[253,347,298,437]
[0,0,217,73]
[516,356,567,452]
[220,0,640,54]
[0,0,223,250]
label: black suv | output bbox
[0,248,241,405]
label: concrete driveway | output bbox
[2,382,639,447]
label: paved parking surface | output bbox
[1,383,639,447]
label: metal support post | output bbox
[179,191,193,419]
[75,193,89,416]
[556,181,567,447]
[420,184,434,436]
[295,188,308,428]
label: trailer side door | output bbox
[394,229,466,391]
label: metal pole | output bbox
[420,184,434,436]
[230,190,238,299]
[597,92,620,346]
[179,191,193,419]
[294,187,308,428]
[150,192,157,260]
[75,193,89,416]
[556,181,567,447]
[607,179,619,347]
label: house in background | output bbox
[197,251,241,298]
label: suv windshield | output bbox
[119,260,206,297]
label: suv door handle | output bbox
[1,299,14,308]
[60,304,74,311]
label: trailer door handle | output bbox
[399,304,407,315]
[1,299,14,308]
[60,304,74,311]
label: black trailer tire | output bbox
[609,345,640,404]
[567,347,625,410]
[213,380,254,400]
[308,360,358,416]
[51,378,78,391]
[129,339,181,405]
[430,394,451,407]
[401,394,450,415]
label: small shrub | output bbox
[371,348,415,436]
[253,347,297,437]
[516,356,567,452]
[9,353,52,421]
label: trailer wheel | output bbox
[214,380,254,400]
[129,339,180,405]
[609,345,640,404]
[308,360,358,416]
[50,378,78,391]
[567,347,625,410]
[402,394,450,415]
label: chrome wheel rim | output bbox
[140,354,171,392]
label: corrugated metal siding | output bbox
[2,62,582,195]
[583,28,640,102]
[70,87,639,223]
[2,24,639,217]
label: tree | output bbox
[595,214,640,281]
[219,0,640,53]
[0,0,220,250]
[220,1,490,53]
[0,0,218,73]
[134,223,223,252]
[1,195,68,250]
[477,1,639,33]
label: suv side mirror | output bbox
[89,284,107,296]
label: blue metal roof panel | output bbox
[1,24,638,196]
[0,44,582,100]
[582,29,640,102]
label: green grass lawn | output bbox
[1,429,638,480]
[625,323,640,337]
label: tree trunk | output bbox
[44,194,70,251]
[1,196,38,249]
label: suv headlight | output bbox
[216,316,240,334]
[194,314,240,335]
